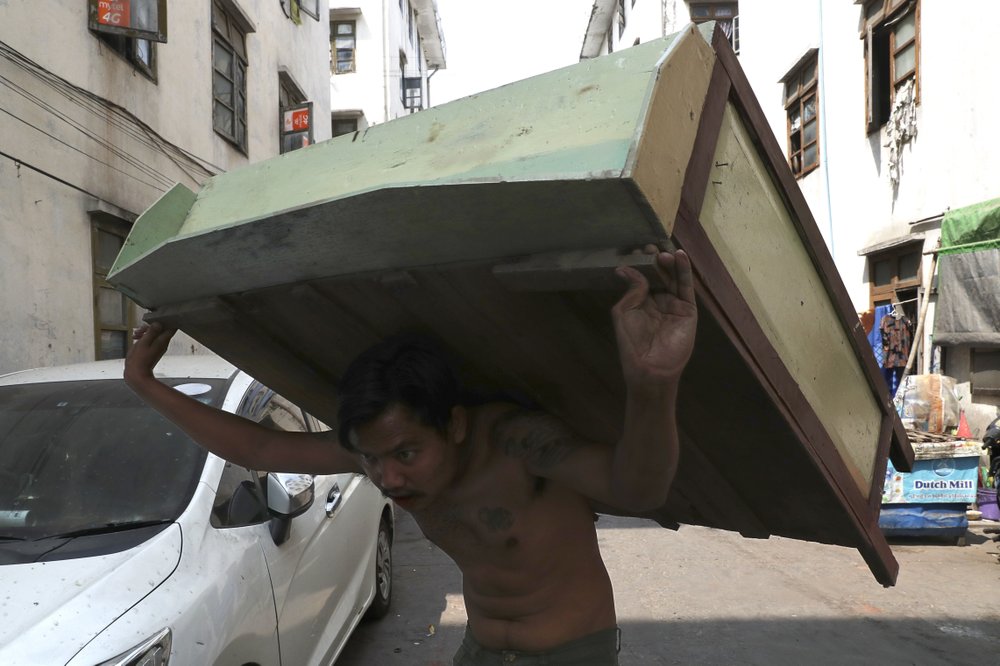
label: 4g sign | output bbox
[89,0,168,43]
[98,1,131,28]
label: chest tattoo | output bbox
[478,506,514,532]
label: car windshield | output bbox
[0,378,222,540]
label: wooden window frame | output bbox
[861,0,920,134]
[91,218,138,361]
[688,2,739,52]
[212,1,249,153]
[783,52,820,179]
[867,242,923,310]
[298,0,320,20]
[94,31,157,80]
[332,20,357,74]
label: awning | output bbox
[932,196,1000,346]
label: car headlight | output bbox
[97,628,171,666]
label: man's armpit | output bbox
[492,409,580,470]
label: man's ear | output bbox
[449,405,468,444]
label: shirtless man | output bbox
[124,248,697,666]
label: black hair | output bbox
[336,333,462,450]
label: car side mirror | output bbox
[267,473,315,546]
[266,473,315,517]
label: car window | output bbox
[0,379,221,540]
[211,462,268,528]
[211,386,312,528]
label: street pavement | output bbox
[336,511,1000,665]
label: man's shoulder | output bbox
[479,405,582,471]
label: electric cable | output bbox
[0,39,221,186]
[0,148,101,199]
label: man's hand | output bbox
[124,322,177,386]
[612,247,697,388]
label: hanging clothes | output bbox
[880,313,913,369]
[867,304,892,368]
[880,312,913,397]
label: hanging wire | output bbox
[0,39,222,193]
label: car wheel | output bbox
[364,515,392,620]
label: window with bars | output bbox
[782,51,819,179]
[332,21,357,73]
[212,0,248,152]
[861,0,919,133]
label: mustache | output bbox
[378,487,420,500]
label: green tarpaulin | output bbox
[933,196,1000,346]
[939,197,1000,255]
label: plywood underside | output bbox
[148,263,863,548]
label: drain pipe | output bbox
[817,0,835,257]
[382,0,390,121]
[426,66,439,108]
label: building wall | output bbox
[330,0,444,128]
[0,0,332,374]
[583,0,1000,393]
[735,0,1000,388]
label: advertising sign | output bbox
[97,0,131,27]
[882,455,979,504]
[89,0,167,43]
[280,102,313,154]
[283,107,311,132]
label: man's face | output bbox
[352,403,465,511]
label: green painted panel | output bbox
[109,183,195,277]
[698,105,882,493]
[179,36,681,239]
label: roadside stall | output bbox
[880,431,980,544]
[880,374,980,542]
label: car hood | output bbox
[0,524,182,665]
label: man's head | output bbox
[337,334,468,508]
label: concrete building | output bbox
[581,0,1000,416]
[580,0,738,60]
[0,0,333,374]
[328,0,446,137]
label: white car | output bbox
[0,356,393,665]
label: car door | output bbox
[241,385,375,665]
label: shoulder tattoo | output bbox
[492,409,579,470]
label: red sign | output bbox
[283,108,311,132]
[98,0,131,27]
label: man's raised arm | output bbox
[125,323,363,476]
[501,248,696,513]
[604,247,696,510]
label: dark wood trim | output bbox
[674,201,873,523]
[680,55,731,220]
[673,26,900,585]
[710,24,912,471]
[869,410,896,514]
